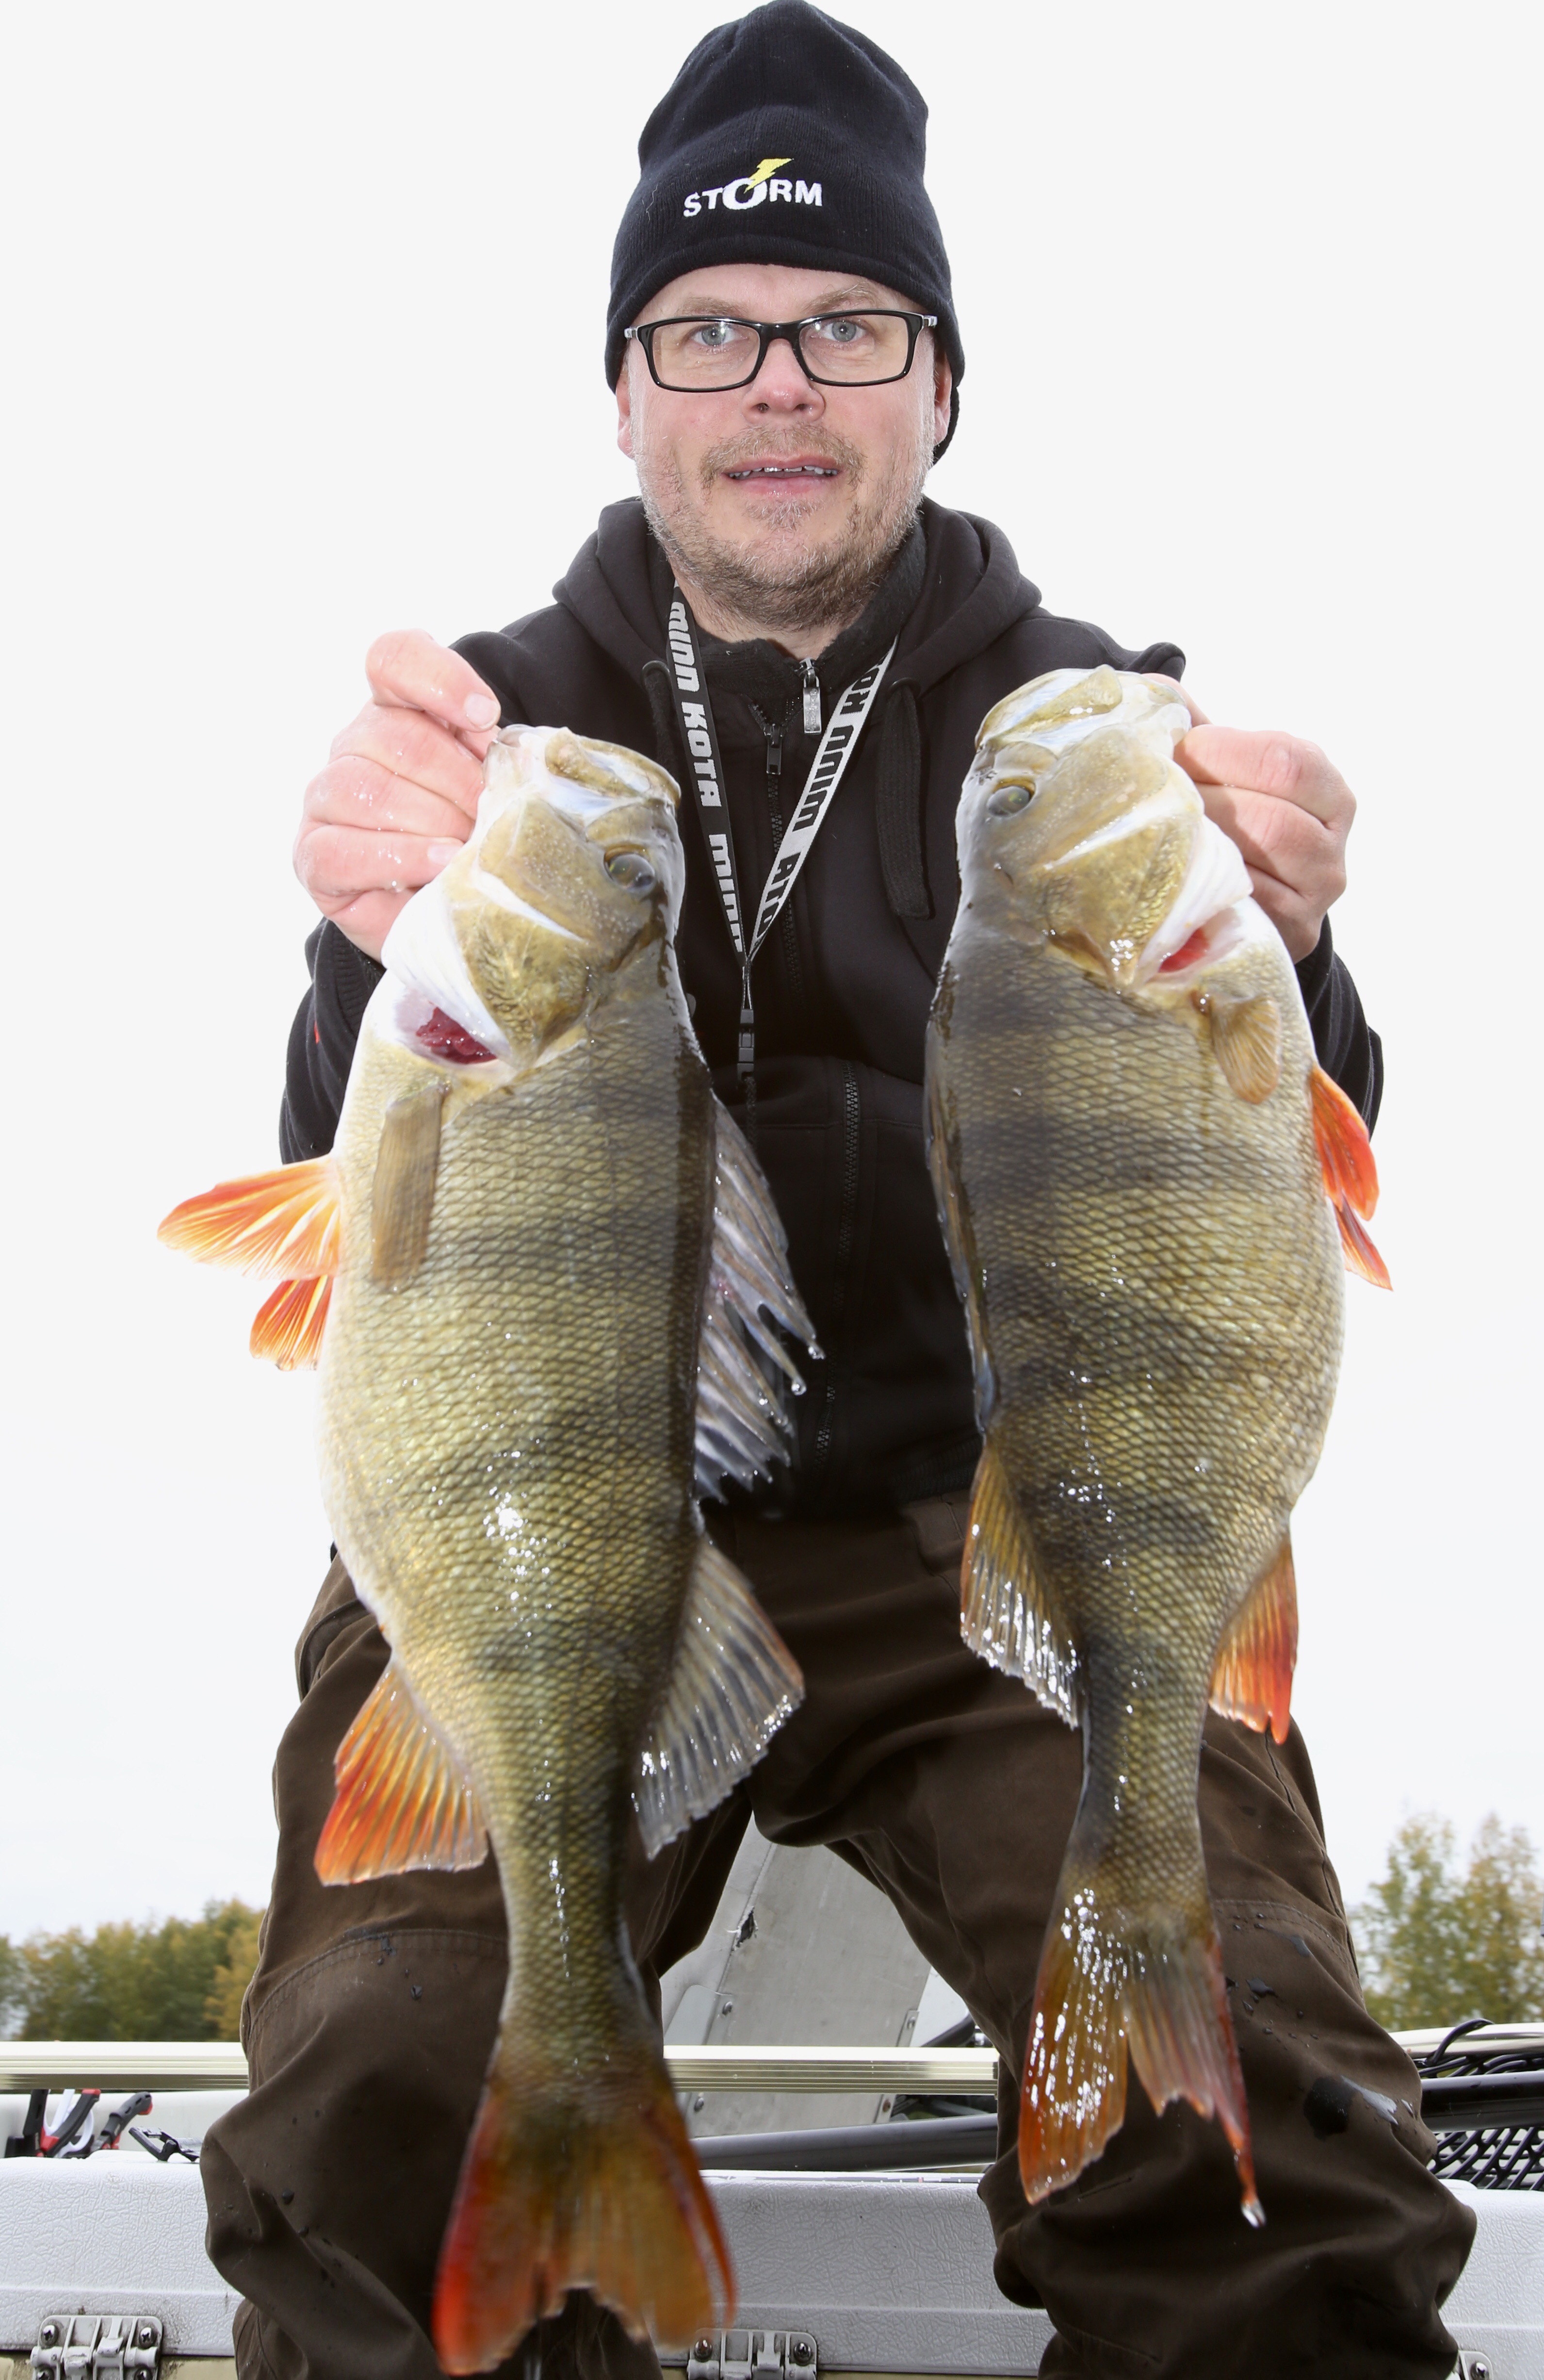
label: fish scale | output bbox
[321,997,712,2085]
[159,722,821,2372]
[926,664,1383,2225]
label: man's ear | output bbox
[617,360,635,460]
[932,347,953,453]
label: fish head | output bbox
[959,668,1251,988]
[380,727,685,1070]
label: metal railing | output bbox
[0,2041,999,2096]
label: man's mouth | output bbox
[724,461,840,480]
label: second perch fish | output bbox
[926,668,1386,2222]
[162,727,818,2372]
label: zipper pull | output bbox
[802,661,821,736]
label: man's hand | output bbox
[295,630,501,960]
[1168,691,1354,963]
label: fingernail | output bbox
[463,691,499,727]
[426,840,464,870]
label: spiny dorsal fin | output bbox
[634,1537,803,1859]
[250,1275,332,1369]
[1310,1065,1390,1288]
[372,1083,446,1285]
[315,1655,488,1884]
[695,1101,820,1498]
[1209,1536,1298,1746]
[1208,994,1281,1103]
[158,1157,341,1278]
[961,1439,1081,1727]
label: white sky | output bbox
[2,0,1539,1953]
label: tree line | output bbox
[0,1901,262,2040]
[0,1814,1539,2038]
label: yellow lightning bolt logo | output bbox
[746,157,793,190]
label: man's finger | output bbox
[313,725,483,834]
[1175,725,1352,830]
[365,628,501,748]
[294,822,458,911]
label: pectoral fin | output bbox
[1209,1537,1298,1745]
[961,1439,1081,1727]
[372,1083,446,1285]
[696,1101,820,1498]
[1310,1065,1390,1288]
[315,1655,488,1884]
[1207,995,1281,1103]
[634,1537,804,1860]
[158,1157,341,1277]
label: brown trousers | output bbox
[203,1507,1473,2380]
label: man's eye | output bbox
[817,317,862,344]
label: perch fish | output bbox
[925,667,1386,2221]
[161,725,819,2370]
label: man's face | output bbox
[617,262,952,636]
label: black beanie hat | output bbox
[606,0,963,456]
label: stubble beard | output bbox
[636,416,931,640]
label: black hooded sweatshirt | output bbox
[282,496,1382,1515]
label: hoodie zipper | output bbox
[749,699,806,1007]
[810,1059,861,1489]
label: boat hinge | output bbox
[31,2314,162,2376]
[686,2331,816,2380]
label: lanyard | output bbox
[664,587,895,1082]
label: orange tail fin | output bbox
[1020,1838,1260,2227]
[433,2038,733,2375]
[1310,1066,1390,1289]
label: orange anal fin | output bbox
[1210,1537,1298,1746]
[250,1276,332,1370]
[159,1157,341,1278]
[1310,1065,1390,1288]
[433,2052,733,2374]
[315,1656,488,1884]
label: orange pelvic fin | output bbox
[1020,1875,1260,2227]
[158,1158,341,1280]
[250,1275,333,1370]
[315,1656,488,1884]
[1310,1066,1390,1288]
[1209,1537,1298,1745]
[432,2046,733,2374]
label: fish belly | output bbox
[317,999,713,2063]
[931,924,1344,2216]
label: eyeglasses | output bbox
[624,310,937,393]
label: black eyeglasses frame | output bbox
[623,310,938,393]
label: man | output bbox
[201,7,1472,2375]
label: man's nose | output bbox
[744,332,823,411]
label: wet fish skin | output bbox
[926,667,1382,2222]
[161,725,815,2371]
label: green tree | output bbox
[1354,1814,1544,2030]
[7,1901,264,2040]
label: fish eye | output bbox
[604,847,656,893]
[987,782,1034,817]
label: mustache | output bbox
[698,428,865,483]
